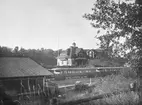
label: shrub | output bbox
[74,83,89,92]
[120,68,137,79]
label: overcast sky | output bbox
[0,0,100,50]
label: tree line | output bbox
[0,45,127,68]
[0,46,60,68]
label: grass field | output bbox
[54,77,100,86]
[57,74,140,105]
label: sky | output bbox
[0,0,100,50]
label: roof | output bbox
[57,47,84,60]
[75,48,82,55]
[84,49,104,53]
[89,59,120,67]
[0,57,53,78]
[94,48,104,52]
[57,51,68,60]
[57,55,68,61]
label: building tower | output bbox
[72,42,76,47]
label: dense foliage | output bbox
[0,46,57,68]
[84,0,142,55]
[74,82,89,92]
[84,0,142,73]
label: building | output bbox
[0,57,54,96]
[57,42,88,67]
[57,42,107,67]
[57,42,113,67]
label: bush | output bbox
[74,83,89,92]
[120,68,137,79]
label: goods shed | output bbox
[0,57,54,96]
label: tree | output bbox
[84,0,142,70]
[19,47,26,57]
[136,0,142,5]
[0,46,57,67]
[13,46,19,53]
[0,46,12,57]
[84,0,142,57]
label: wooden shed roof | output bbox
[0,57,53,78]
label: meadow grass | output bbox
[54,78,98,86]
[58,74,140,105]
[84,91,139,105]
